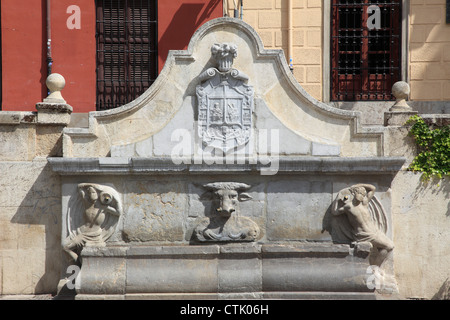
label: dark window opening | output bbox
[96,0,158,110]
[331,0,402,101]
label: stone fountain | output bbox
[49,18,404,299]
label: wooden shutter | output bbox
[331,0,401,101]
[96,0,157,110]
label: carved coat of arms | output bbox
[196,43,254,153]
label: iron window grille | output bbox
[96,0,158,110]
[331,0,402,101]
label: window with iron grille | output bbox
[331,0,401,101]
[96,0,157,110]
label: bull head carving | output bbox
[194,182,260,242]
[201,182,252,216]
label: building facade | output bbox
[1,0,222,112]
[3,1,449,113]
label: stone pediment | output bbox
[62,17,389,164]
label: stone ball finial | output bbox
[36,73,72,123]
[392,81,410,100]
[44,73,66,103]
[46,73,66,93]
[390,81,411,111]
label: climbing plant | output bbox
[406,115,450,180]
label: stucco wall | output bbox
[409,0,450,101]
[383,122,450,299]
[391,171,450,299]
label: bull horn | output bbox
[203,182,251,191]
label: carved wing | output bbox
[368,196,388,234]
[66,189,84,238]
[323,190,389,244]
[322,206,354,244]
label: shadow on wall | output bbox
[158,1,221,70]
[9,163,62,295]
[413,175,450,217]
[432,277,450,300]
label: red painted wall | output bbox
[51,0,96,113]
[1,0,47,111]
[1,0,95,112]
[158,0,222,73]
[1,0,222,112]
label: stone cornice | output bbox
[48,156,406,175]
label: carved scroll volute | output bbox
[63,183,122,262]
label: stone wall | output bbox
[0,97,448,300]
[0,112,64,295]
[384,120,450,299]
[1,108,447,299]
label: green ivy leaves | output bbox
[406,115,450,180]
